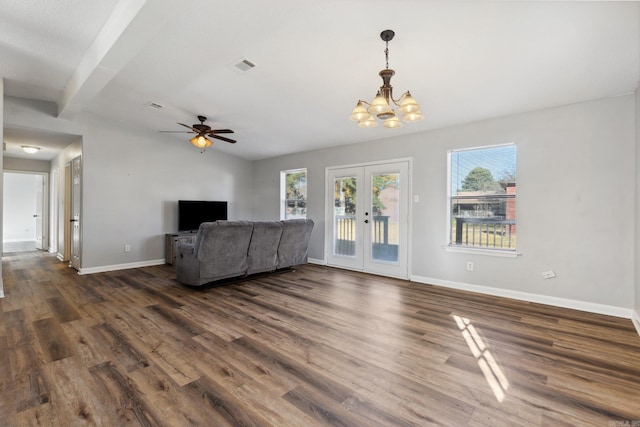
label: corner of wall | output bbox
[1,77,5,298]
[635,85,640,332]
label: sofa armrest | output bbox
[176,244,200,286]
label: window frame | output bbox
[280,168,307,220]
[446,143,518,256]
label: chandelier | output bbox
[350,30,423,129]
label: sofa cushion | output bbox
[247,221,283,275]
[277,219,314,268]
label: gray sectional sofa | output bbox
[175,219,314,286]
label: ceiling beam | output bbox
[57,0,183,120]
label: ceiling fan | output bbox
[160,115,236,152]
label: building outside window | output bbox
[448,144,517,251]
[281,168,307,219]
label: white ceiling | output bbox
[2,0,639,161]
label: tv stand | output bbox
[165,231,198,265]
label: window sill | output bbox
[444,246,521,258]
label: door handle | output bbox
[70,219,78,223]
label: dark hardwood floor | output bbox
[1,251,639,426]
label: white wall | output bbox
[3,157,50,173]
[2,173,38,242]
[635,87,640,326]
[253,95,636,311]
[3,97,255,271]
[75,115,255,269]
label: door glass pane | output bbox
[334,176,357,256]
[371,172,399,263]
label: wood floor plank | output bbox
[91,322,150,373]
[4,309,34,347]
[1,253,639,426]
[46,296,82,323]
[43,356,114,426]
[32,317,74,362]
[181,376,272,427]
[88,361,164,426]
[14,367,50,413]
[127,364,231,427]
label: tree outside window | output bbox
[281,169,307,219]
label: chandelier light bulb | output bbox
[368,93,391,115]
[402,110,424,122]
[349,102,373,122]
[398,93,420,114]
[358,117,378,128]
[383,116,403,129]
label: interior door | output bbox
[70,156,82,270]
[326,161,409,278]
[34,174,44,250]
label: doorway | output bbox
[2,171,48,253]
[325,160,410,279]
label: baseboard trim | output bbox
[56,253,64,262]
[308,258,326,266]
[78,259,166,275]
[0,277,4,298]
[410,275,633,319]
[632,310,640,337]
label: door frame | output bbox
[68,156,82,270]
[324,157,413,279]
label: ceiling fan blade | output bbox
[158,130,195,133]
[178,122,200,132]
[208,129,234,134]
[212,135,237,144]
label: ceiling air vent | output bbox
[228,58,256,74]
[148,102,164,110]
[235,59,255,71]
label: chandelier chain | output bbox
[384,41,389,69]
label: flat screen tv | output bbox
[178,200,228,232]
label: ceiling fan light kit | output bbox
[350,30,423,129]
[190,135,212,150]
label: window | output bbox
[448,144,517,251]
[281,168,307,219]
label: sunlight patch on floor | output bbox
[453,314,509,402]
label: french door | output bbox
[326,161,409,278]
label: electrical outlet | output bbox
[466,261,474,271]
[542,270,556,279]
[124,245,131,253]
